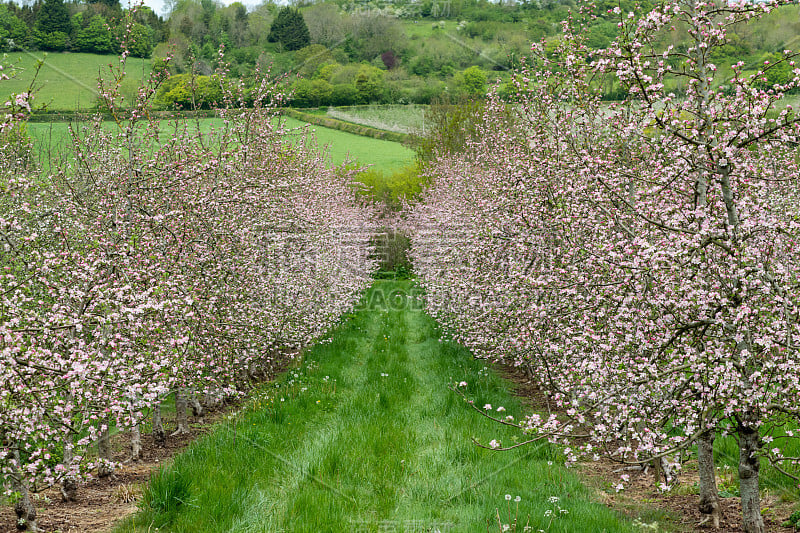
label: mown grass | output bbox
[26,115,414,172]
[282,116,414,170]
[3,52,152,111]
[115,281,637,533]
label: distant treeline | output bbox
[0,0,159,56]
[2,0,799,107]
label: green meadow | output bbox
[3,52,152,111]
[26,115,414,172]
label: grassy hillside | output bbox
[3,52,152,111]
[27,115,414,172]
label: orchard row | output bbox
[410,2,800,532]
[0,61,376,530]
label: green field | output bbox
[403,19,461,39]
[27,115,414,172]
[115,281,637,533]
[3,52,152,111]
[282,116,414,170]
[2,52,414,170]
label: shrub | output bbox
[353,163,427,212]
[414,95,488,161]
[330,83,359,106]
[291,78,333,107]
[455,65,486,97]
[354,64,386,104]
[156,73,225,109]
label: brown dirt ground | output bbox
[494,361,799,533]
[0,354,298,533]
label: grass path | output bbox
[117,281,635,532]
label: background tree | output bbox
[0,4,27,50]
[245,3,274,49]
[267,6,309,52]
[346,14,403,62]
[454,65,486,97]
[35,0,69,35]
[125,22,154,58]
[354,63,385,103]
[33,0,70,50]
[302,3,347,49]
[293,43,336,77]
[72,14,116,54]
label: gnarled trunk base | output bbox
[152,402,166,445]
[11,449,38,531]
[170,389,190,436]
[697,431,721,529]
[130,423,142,461]
[738,424,764,533]
[97,427,114,478]
[60,433,78,502]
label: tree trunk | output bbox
[130,423,142,461]
[738,423,764,533]
[60,432,78,502]
[697,431,721,528]
[97,425,114,478]
[11,449,38,532]
[152,402,166,445]
[662,456,679,486]
[171,388,190,436]
[652,457,663,489]
[189,394,204,423]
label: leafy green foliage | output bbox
[782,509,800,529]
[35,0,70,36]
[3,0,800,107]
[291,78,333,107]
[125,22,154,59]
[354,64,386,103]
[455,65,487,97]
[353,163,427,211]
[414,96,488,162]
[370,230,413,277]
[32,29,68,51]
[0,4,27,51]
[155,73,225,109]
[293,44,336,78]
[72,14,116,54]
[331,83,359,106]
[755,52,796,92]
